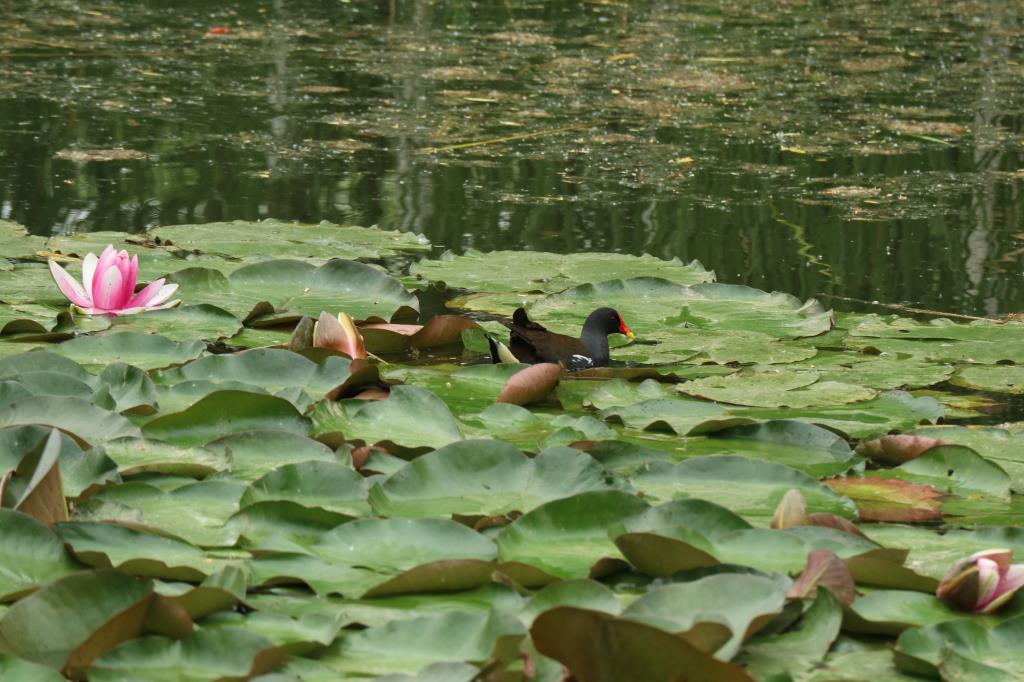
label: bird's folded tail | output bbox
[487,335,519,364]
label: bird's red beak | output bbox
[618,315,635,339]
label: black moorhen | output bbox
[490,307,635,370]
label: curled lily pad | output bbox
[496,490,649,585]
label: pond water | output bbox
[2,0,1023,316]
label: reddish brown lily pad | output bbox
[825,477,943,522]
[855,434,945,464]
[497,363,561,406]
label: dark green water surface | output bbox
[2,0,1024,316]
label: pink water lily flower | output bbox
[48,245,180,316]
[937,549,1024,613]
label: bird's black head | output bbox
[584,307,635,338]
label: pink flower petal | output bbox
[92,260,126,310]
[48,260,92,307]
[998,564,1024,595]
[142,283,179,308]
[81,252,99,295]
[125,278,166,309]
[126,254,139,293]
[91,246,120,307]
[975,558,1001,609]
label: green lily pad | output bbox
[737,590,843,679]
[0,509,80,602]
[151,219,430,261]
[49,332,205,372]
[168,259,417,323]
[153,348,363,406]
[680,368,875,408]
[601,397,753,436]
[310,385,463,450]
[628,455,857,522]
[895,615,1024,679]
[108,304,242,342]
[847,315,1024,364]
[104,437,231,477]
[205,430,340,481]
[414,249,712,299]
[0,395,142,445]
[369,440,617,518]
[844,590,972,635]
[736,390,943,439]
[83,480,247,547]
[884,445,1011,499]
[0,220,47,259]
[911,425,1024,491]
[951,364,1024,394]
[240,460,370,517]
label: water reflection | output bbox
[1,0,1023,316]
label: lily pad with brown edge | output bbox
[495,490,649,586]
[530,606,756,682]
[254,517,498,599]
[57,521,230,581]
[79,479,247,547]
[623,574,789,659]
[88,626,286,682]
[0,570,171,678]
[167,258,418,324]
[141,390,310,448]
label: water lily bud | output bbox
[771,489,809,529]
[937,549,1024,613]
[313,311,367,360]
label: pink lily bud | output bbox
[48,245,180,316]
[937,549,1024,613]
[313,311,367,360]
